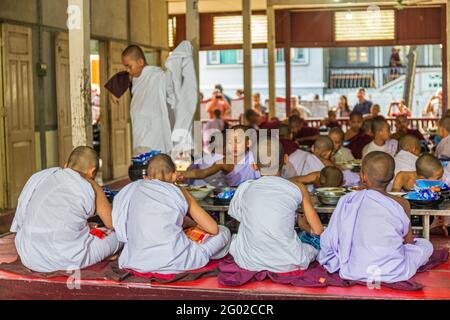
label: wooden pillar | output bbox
[243,0,252,112]
[267,4,276,119]
[186,0,201,121]
[68,0,92,147]
[444,3,449,114]
[283,11,291,117]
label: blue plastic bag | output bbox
[298,232,321,250]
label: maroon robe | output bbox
[280,138,300,156]
[296,127,320,147]
[347,131,373,159]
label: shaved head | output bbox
[371,117,388,135]
[67,146,99,176]
[279,124,291,138]
[148,154,176,181]
[438,116,450,133]
[416,154,443,179]
[362,151,395,188]
[329,127,345,141]
[399,135,421,153]
[314,136,334,153]
[122,45,146,63]
[320,166,344,188]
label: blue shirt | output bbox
[354,100,373,115]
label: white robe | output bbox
[190,153,227,188]
[11,168,120,272]
[387,150,418,192]
[112,179,231,274]
[229,176,318,273]
[166,41,198,152]
[282,149,325,179]
[362,139,398,159]
[131,66,173,153]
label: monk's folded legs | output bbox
[82,232,121,269]
[198,225,231,260]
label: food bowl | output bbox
[316,187,347,206]
[403,193,444,209]
[186,186,215,201]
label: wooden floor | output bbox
[0,234,448,300]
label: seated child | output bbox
[244,109,261,130]
[436,116,450,160]
[319,151,433,283]
[189,130,227,188]
[329,127,355,164]
[391,115,425,142]
[322,110,340,129]
[113,154,231,274]
[11,147,120,272]
[394,135,421,174]
[362,117,398,159]
[289,115,320,147]
[290,166,344,190]
[229,136,323,272]
[346,112,373,159]
[182,126,261,187]
[282,136,334,179]
[279,124,300,156]
[392,153,444,192]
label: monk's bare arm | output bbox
[88,180,113,229]
[182,163,225,180]
[391,173,406,192]
[291,182,323,235]
[289,173,320,186]
[180,188,219,235]
[386,193,414,244]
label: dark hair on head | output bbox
[245,109,260,120]
[329,127,345,140]
[288,114,304,125]
[122,45,147,63]
[362,151,395,188]
[357,87,366,93]
[215,84,224,92]
[416,153,443,179]
[371,117,388,135]
[213,109,222,118]
[349,110,363,120]
[438,116,450,133]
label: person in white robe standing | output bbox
[113,154,231,274]
[11,147,120,273]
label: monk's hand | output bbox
[112,95,120,104]
[176,172,187,183]
[89,222,99,230]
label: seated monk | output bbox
[279,124,300,156]
[113,154,231,274]
[392,153,444,192]
[282,136,334,179]
[11,147,120,272]
[319,151,433,283]
[391,115,425,142]
[229,136,323,272]
[288,115,320,147]
[329,127,355,164]
[362,117,398,159]
[290,166,344,190]
[181,126,261,187]
[346,112,373,159]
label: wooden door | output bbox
[1,24,36,208]
[55,32,73,166]
[106,41,131,180]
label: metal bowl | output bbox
[317,194,342,206]
[315,187,347,197]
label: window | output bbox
[347,47,369,64]
[262,48,309,65]
[292,48,309,64]
[334,10,395,41]
[208,51,220,65]
[207,50,242,65]
[213,15,267,45]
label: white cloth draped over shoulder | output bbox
[11,168,120,273]
[318,190,433,283]
[130,41,197,154]
[112,179,231,274]
[282,149,324,179]
[229,176,318,273]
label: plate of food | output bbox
[186,185,215,201]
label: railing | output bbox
[305,117,439,132]
[328,65,440,89]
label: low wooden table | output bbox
[300,196,450,240]
[200,196,450,240]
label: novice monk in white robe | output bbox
[113,154,231,274]
[122,46,173,154]
[182,126,260,187]
[362,117,398,159]
[282,136,334,179]
[229,137,323,272]
[319,152,433,283]
[11,147,120,273]
[387,135,421,191]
